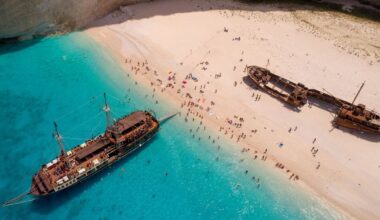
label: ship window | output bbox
[121,120,144,135]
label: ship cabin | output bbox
[74,111,156,163]
[30,111,158,196]
[335,104,380,133]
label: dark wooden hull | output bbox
[31,122,159,197]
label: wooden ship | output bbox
[3,94,177,206]
[246,65,380,134]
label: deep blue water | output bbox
[0,33,343,220]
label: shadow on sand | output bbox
[308,97,380,142]
[85,0,380,30]
[242,75,301,112]
[308,97,339,114]
[243,76,380,142]
[329,119,380,142]
[2,0,379,53]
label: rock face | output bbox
[0,0,149,40]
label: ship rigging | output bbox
[3,93,177,207]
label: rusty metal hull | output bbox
[246,65,380,135]
[247,66,308,108]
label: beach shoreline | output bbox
[85,0,380,218]
[85,30,349,219]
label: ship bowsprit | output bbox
[3,94,172,206]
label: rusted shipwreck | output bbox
[246,65,380,134]
[246,65,308,109]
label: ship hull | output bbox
[247,66,308,108]
[31,124,159,197]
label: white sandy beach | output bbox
[85,0,380,219]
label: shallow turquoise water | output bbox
[0,33,342,220]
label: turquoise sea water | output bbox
[0,33,343,220]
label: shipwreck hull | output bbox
[247,66,308,108]
[246,65,380,135]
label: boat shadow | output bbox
[329,119,380,142]
[242,76,300,112]
[309,98,380,142]
[30,135,159,213]
[307,97,339,114]
[243,76,380,141]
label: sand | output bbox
[85,0,380,219]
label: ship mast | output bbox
[103,93,113,130]
[53,122,66,157]
[351,81,365,105]
[103,93,121,144]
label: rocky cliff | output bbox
[1,0,378,42]
[0,0,149,41]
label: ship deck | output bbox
[31,111,160,195]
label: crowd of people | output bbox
[121,39,306,188]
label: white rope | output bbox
[64,111,103,135]
[108,94,137,109]
[2,198,37,207]
[62,137,87,141]
[108,94,128,104]
[55,95,101,122]
[109,105,130,114]
[61,117,104,142]
[110,110,124,120]
[90,119,103,136]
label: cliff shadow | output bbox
[86,0,380,30]
[2,0,380,52]
[0,37,44,55]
